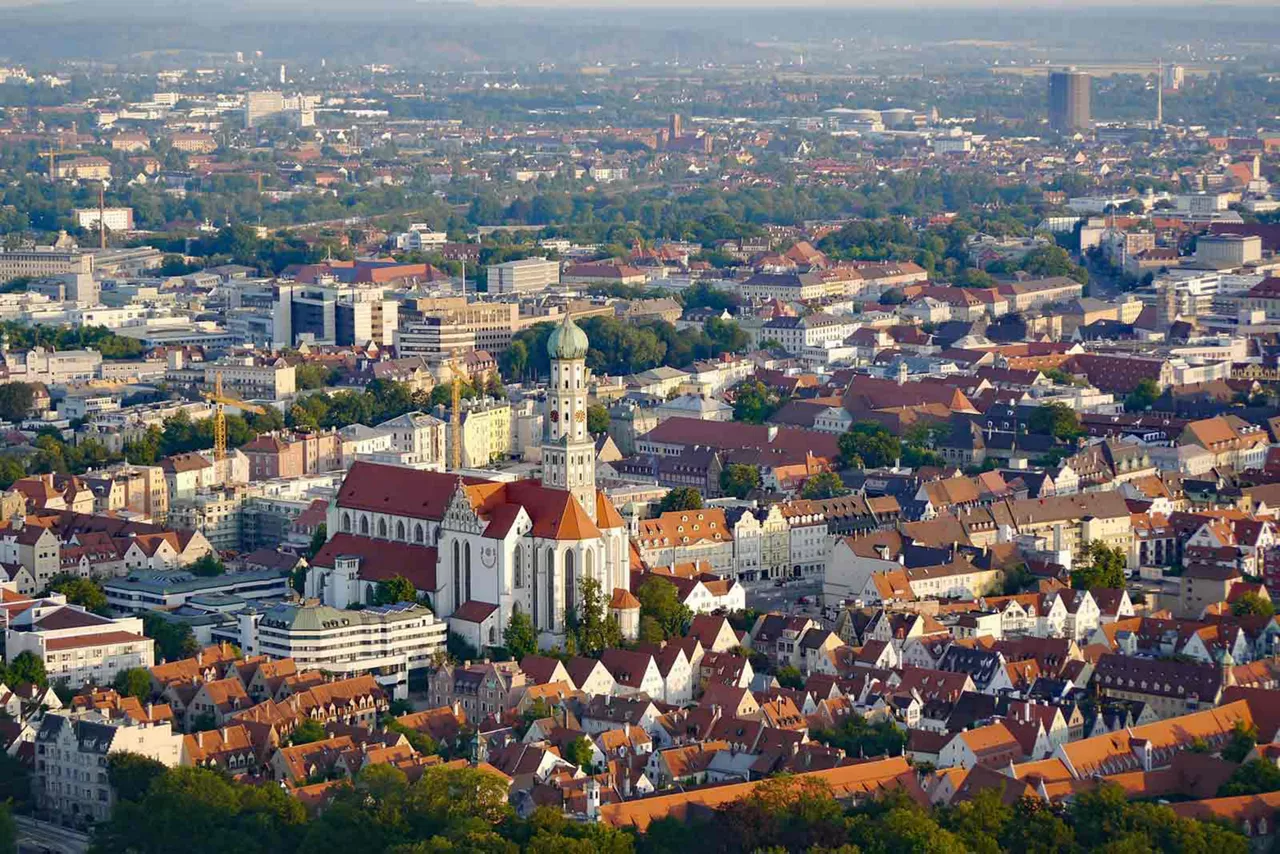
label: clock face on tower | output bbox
[549,410,559,422]
[575,410,586,422]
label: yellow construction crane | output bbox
[202,371,266,461]
[39,149,80,180]
[449,353,464,471]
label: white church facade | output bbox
[307,313,636,649]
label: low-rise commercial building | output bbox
[103,568,291,613]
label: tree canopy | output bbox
[657,487,703,513]
[801,471,849,499]
[1232,592,1275,618]
[1125,377,1160,412]
[718,463,761,499]
[112,667,154,702]
[374,575,418,605]
[635,576,692,641]
[839,422,901,469]
[505,610,538,661]
[731,379,785,425]
[1026,402,1083,442]
[46,573,108,614]
[1070,541,1127,591]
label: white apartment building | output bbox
[450,398,512,467]
[783,504,829,579]
[0,246,93,285]
[760,313,855,354]
[394,317,477,357]
[374,411,447,469]
[5,600,153,689]
[202,357,296,399]
[73,207,135,233]
[61,395,121,421]
[1195,234,1262,268]
[390,224,447,252]
[34,710,183,823]
[1176,192,1231,214]
[237,601,446,700]
[487,258,560,295]
[2,347,102,384]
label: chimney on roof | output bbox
[196,731,204,747]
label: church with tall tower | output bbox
[312,312,636,652]
[542,312,598,521]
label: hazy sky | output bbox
[0,0,1270,6]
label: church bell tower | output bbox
[542,313,597,521]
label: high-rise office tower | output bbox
[669,113,683,140]
[1048,69,1091,133]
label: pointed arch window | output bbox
[464,542,473,603]
[545,547,556,629]
[452,541,461,609]
[564,550,576,623]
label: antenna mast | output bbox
[98,181,106,249]
[1156,60,1163,128]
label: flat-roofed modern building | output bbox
[237,600,447,699]
[103,568,292,613]
[487,257,560,295]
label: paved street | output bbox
[745,577,826,623]
[15,816,90,854]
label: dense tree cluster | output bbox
[1070,541,1128,591]
[0,650,47,689]
[0,381,36,422]
[811,713,908,759]
[141,613,199,662]
[85,761,1250,854]
[985,245,1089,284]
[719,462,761,499]
[1026,402,1083,442]
[800,472,849,499]
[838,422,902,469]
[634,576,692,644]
[732,379,787,425]
[283,379,430,433]
[0,321,144,361]
[45,573,108,614]
[502,315,748,381]
[657,487,703,513]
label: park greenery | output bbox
[634,576,693,643]
[82,758,1254,854]
[1027,402,1084,443]
[719,462,762,499]
[1070,541,1129,591]
[656,487,703,514]
[501,313,749,381]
